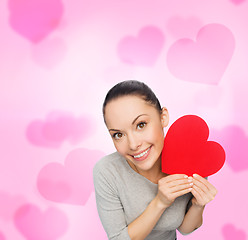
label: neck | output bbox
[128,157,167,184]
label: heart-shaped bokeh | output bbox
[230,0,246,5]
[117,25,165,66]
[161,115,225,177]
[37,148,104,205]
[0,191,26,221]
[167,23,235,85]
[14,203,68,240]
[222,223,246,240]
[211,126,248,172]
[26,111,92,148]
[31,37,67,69]
[8,0,64,43]
[167,16,203,39]
[0,232,5,240]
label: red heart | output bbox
[161,115,225,177]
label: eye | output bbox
[113,132,123,140]
[137,122,146,130]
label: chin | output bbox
[138,156,159,170]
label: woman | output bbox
[93,80,217,240]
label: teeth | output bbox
[133,147,150,159]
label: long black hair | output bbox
[102,80,162,121]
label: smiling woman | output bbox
[93,80,217,240]
[104,94,168,179]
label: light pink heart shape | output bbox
[8,0,64,43]
[26,111,92,148]
[14,203,68,240]
[0,232,5,240]
[222,223,246,240]
[32,38,67,69]
[230,0,245,5]
[0,191,26,221]
[210,126,248,172]
[167,23,235,85]
[117,26,165,66]
[167,16,203,39]
[37,148,104,205]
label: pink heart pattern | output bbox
[222,223,246,240]
[0,191,26,221]
[31,38,67,69]
[14,203,68,240]
[230,0,246,5]
[167,23,235,85]
[8,0,64,43]
[37,148,104,205]
[117,26,165,66]
[0,232,5,240]
[210,126,248,172]
[26,111,92,148]
[167,16,203,39]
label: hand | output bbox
[190,174,217,207]
[155,174,193,209]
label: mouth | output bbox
[132,146,152,161]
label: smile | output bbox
[133,146,151,160]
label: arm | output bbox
[127,195,167,240]
[93,169,131,240]
[178,174,217,235]
[128,174,192,240]
[94,169,192,240]
[178,203,205,235]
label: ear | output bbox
[160,107,169,128]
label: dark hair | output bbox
[102,80,162,120]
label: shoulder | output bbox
[93,151,123,171]
[93,151,126,181]
[93,152,126,194]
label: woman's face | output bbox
[104,95,169,172]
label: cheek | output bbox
[114,141,127,154]
[147,125,164,143]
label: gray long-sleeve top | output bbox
[93,151,193,240]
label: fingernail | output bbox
[184,175,188,178]
[188,177,193,182]
[189,183,193,186]
[193,174,198,177]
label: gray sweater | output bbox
[93,151,193,240]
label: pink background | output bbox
[1,0,248,239]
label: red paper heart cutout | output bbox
[161,115,225,177]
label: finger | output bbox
[192,183,215,204]
[171,187,192,199]
[191,185,205,203]
[193,174,217,195]
[191,188,203,203]
[194,183,216,202]
[192,184,205,197]
[169,182,193,193]
[161,174,188,183]
[193,178,216,199]
[193,174,214,190]
[166,178,192,188]
[191,177,209,194]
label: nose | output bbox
[127,133,141,151]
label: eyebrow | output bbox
[108,114,148,132]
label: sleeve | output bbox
[93,165,131,240]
